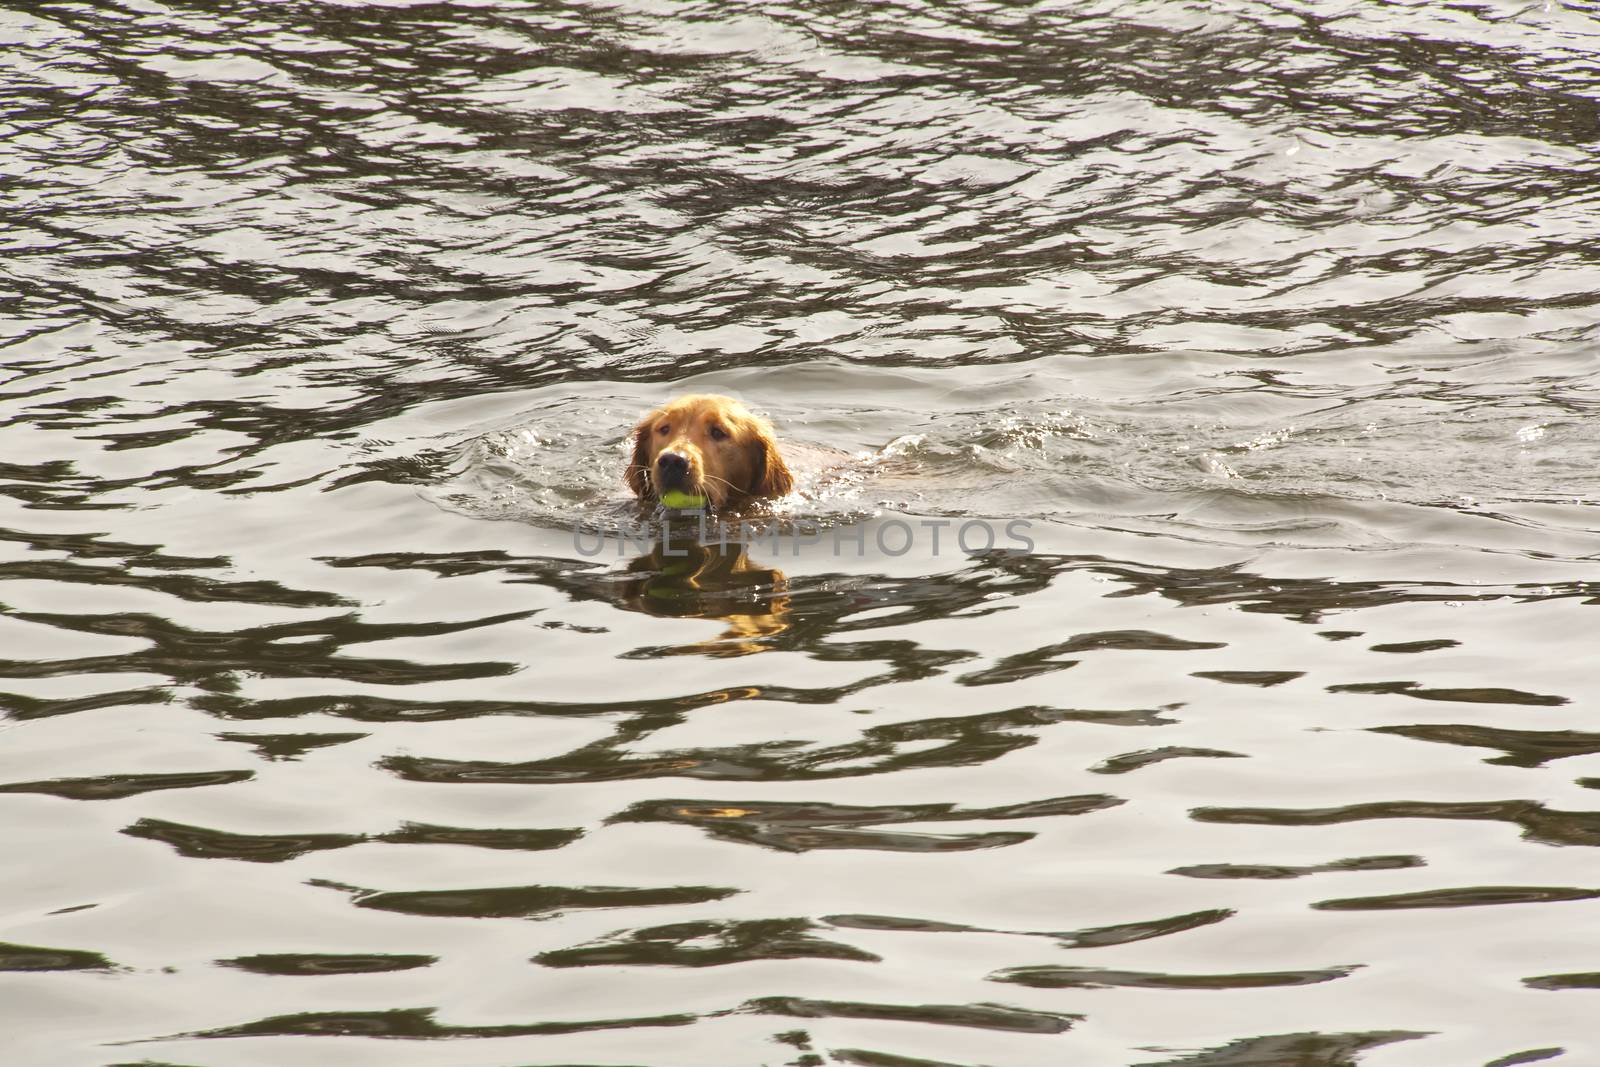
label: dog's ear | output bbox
[749,425,793,498]
[625,414,655,498]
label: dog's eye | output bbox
[708,425,728,441]
[656,424,670,435]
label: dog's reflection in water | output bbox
[617,529,788,657]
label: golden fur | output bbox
[626,394,793,508]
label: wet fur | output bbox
[627,394,793,508]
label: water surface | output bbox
[3,1,1600,1065]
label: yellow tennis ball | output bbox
[660,489,707,509]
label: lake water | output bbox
[3,2,1599,1065]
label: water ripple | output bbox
[5,1,1600,1062]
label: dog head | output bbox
[626,394,793,507]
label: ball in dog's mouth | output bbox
[659,489,708,510]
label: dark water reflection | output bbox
[5,1,1600,1065]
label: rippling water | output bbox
[4,1,1600,1065]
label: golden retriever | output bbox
[626,394,792,508]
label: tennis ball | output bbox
[660,489,708,510]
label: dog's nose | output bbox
[655,451,689,486]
